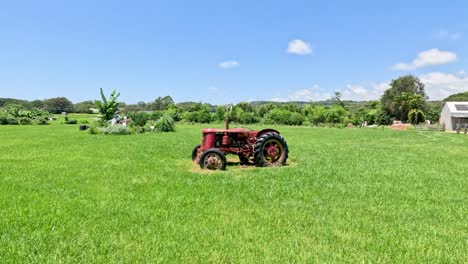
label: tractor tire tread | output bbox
[199,148,227,170]
[253,132,289,167]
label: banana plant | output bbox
[94,88,120,121]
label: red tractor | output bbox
[192,106,289,170]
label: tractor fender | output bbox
[256,129,280,137]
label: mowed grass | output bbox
[0,124,467,263]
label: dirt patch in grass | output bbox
[190,156,294,174]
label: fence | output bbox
[414,124,444,131]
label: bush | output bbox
[19,117,32,125]
[165,108,181,121]
[0,114,19,125]
[0,113,10,125]
[150,110,164,121]
[237,112,259,124]
[408,109,425,125]
[131,126,146,134]
[266,109,305,125]
[88,125,101,134]
[289,112,305,126]
[100,125,131,135]
[183,110,212,123]
[34,117,50,125]
[155,114,175,132]
[144,121,156,131]
[128,112,149,127]
[80,119,89,124]
[325,105,349,124]
[65,117,78,124]
[0,112,21,125]
[266,109,291,125]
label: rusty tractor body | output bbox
[192,106,288,170]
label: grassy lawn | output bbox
[0,123,467,263]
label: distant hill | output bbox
[250,100,366,106]
[0,98,32,108]
[443,91,468,102]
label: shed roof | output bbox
[445,102,468,117]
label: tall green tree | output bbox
[152,96,174,110]
[44,97,74,114]
[408,109,426,125]
[381,75,427,122]
[332,91,346,109]
[74,100,95,113]
[394,92,426,122]
[94,88,120,121]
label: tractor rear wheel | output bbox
[199,148,227,170]
[253,132,288,167]
[191,144,201,161]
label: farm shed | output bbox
[439,102,468,131]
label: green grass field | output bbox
[0,123,467,263]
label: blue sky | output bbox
[1,0,468,104]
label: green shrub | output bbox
[165,108,181,121]
[132,126,146,134]
[0,115,19,125]
[237,112,259,124]
[0,112,21,125]
[4,104,25,118]
[289,112,305,126]
[19,117,32,125]
[0,113,9,125]
[34,117,50,125]
[88,125,101,134]
[80,119,89,124]
[144,121,156,131]
[101,125,131,135]
[150,111,164,121]
[183,110,212,123]
[65,117,78,124]
[65,119,78,125]
[266,109,305,125]
[155,114,175,132]
[128,112,149,127]
[408,109,425,125]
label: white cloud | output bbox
[208,86,219,92]
[270,85,330,102]
[288,85,330,101]
[269,70,468,103]
[219,60,239,69]
[435,30,462,40]
[392,48,457,70]
[287,39,312,55]
[419,71,468,100]
[270,97,288,102]
[339,71,468,101]
[340,83,389,101]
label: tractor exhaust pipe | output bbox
[225,104,232,130]
[223,105,232,145]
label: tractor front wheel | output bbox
[253,132,288,167]
[191,144,201,161]
[199,149,227,170]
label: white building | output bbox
[439,102,468,131]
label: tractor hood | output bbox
[202,128,255,134]
[202,128,280,137]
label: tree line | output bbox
[2,75,463,126]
